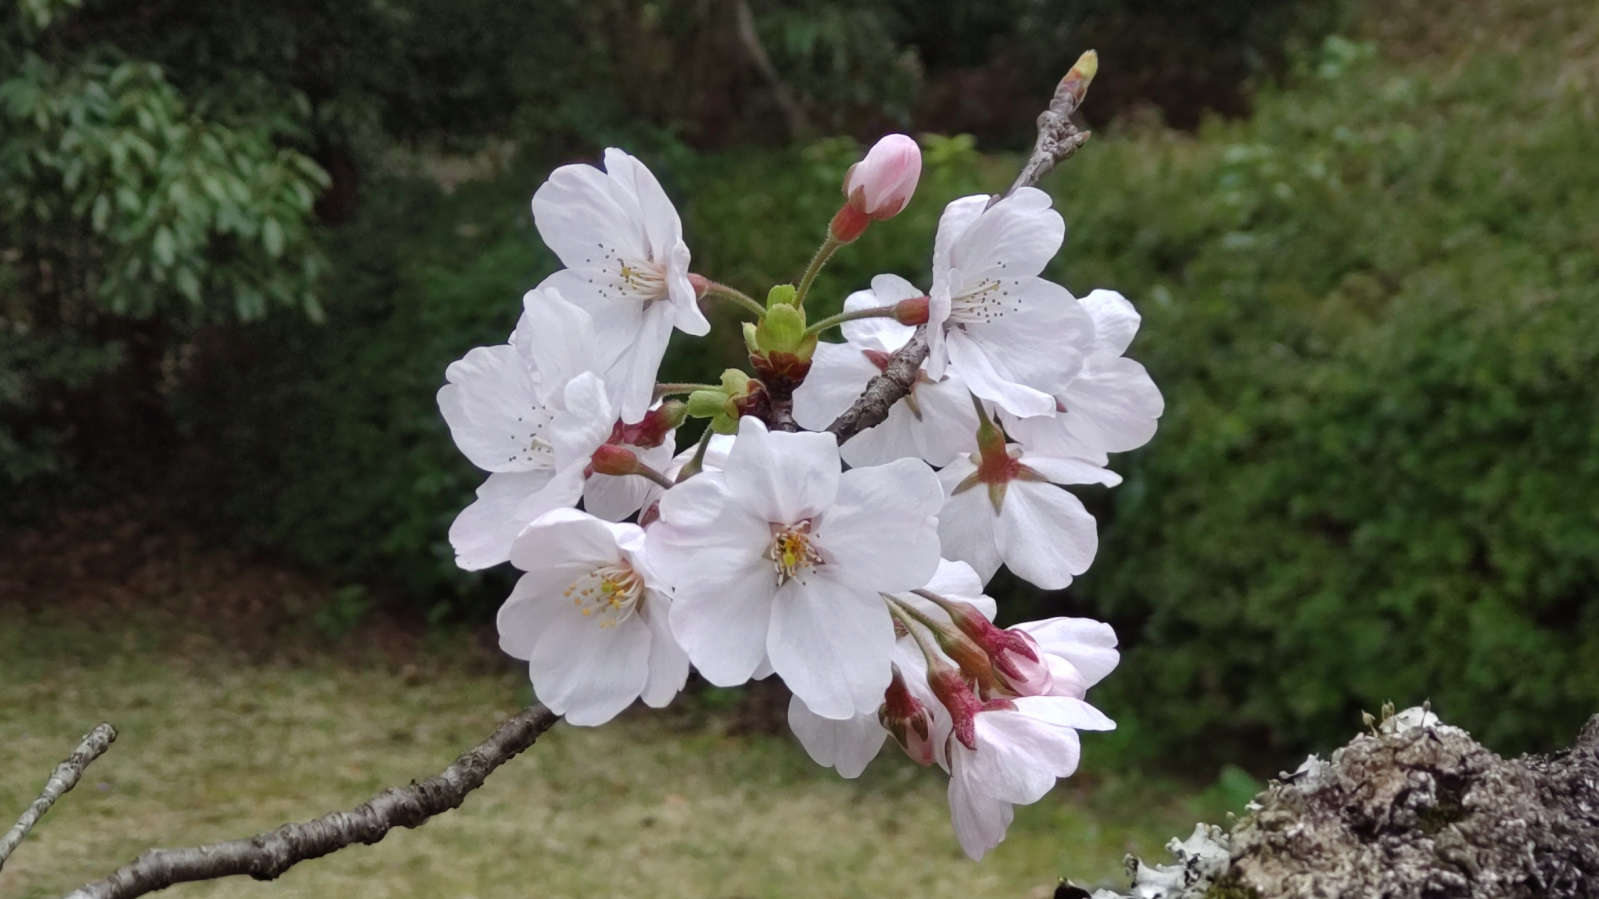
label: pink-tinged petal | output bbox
[948,754,1016,860]
[767,569,895,719]
[583,471,653,522]
[787,695,886,779]
[817,458,943,592]
[839,275,920,348]
[663,241,709,336]
[907,373,982,466]
[947,327,1058,418]
[723,417,841,524]
[932,195,990,285]
[1012,694,1116,732]
[508,507,623,572]
[966,710,1081,803]
[945,187,1063,284]
[602,148,682,268]
[637,597,690,708]
[659,536,775,686]
[532,158,648,267]
[1014,618,1120,687]
[510,463,587,529]
[450,469,557,570]
[1081,288,1141,355]
[603,305,675,424]
[513,286,605,396]
[936,463,1003,584]
[438,345,552,472]
[1020,453,1122,487]
[1062,355,1164,455]
[534,269,647,368]
[792,340,880,431]
[994,480,1098,590]
[529,610,652,726]
[1041,655,1090,698]
[845,134,921,217]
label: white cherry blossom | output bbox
[1002,289,1164,464]
[1011,617,1120,700]
[936,440,1120,589]
[647,417,943,719]
[925,189,1095,418]
[498,508,688,725]
[793,274,979,467]
[946,695,1115,859]
[532,148,709,423]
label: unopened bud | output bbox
[843,134,921,221]
[880,665,936,766]
[926,658,984,752]
[892,295,930,326]
[766,284,799,308]
[589,444,641,477]
[686,369,757,435]
[621,400,686,448]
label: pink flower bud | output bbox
[588,444,641,477]
[892,295,930,326]
[843,134,922,220]
[880,665,936,765]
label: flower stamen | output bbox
[564,562,646,628]
[767,520,823,586]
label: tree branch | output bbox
[827,50,1100,445]
[0,723,118,872]
[65,704,559,899]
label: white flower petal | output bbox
[450,469,557,570]
[945,187,1062,284]
[787,695,886,778]
[532,159,647,266]
[994,480,1098,590]
[948,754,1016,861]
[1081,288,1141,355]
[638,599,690,708]
[792,340,881,431]
[438,344,552,473]
[1021,454,1122,488]
[767,569,895,719]
[839,275,920,348]
[936,463,1003,584]
[1014,618,1120,687]
[932,195,990,286]
[723,417,840,524]
[817,458,943,592]
[946,327,1058,418]
[1012,694,1116,732]
[529,611,652,726]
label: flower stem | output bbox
[654,382,720,399]
[675,426,715,484]
[886,597,947,668]
[803,304,897,338]
[634,462,676,490]
[704,282,767,318]
[794,234,843,308]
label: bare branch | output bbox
[0,723,117,872]
[66,704,559,899]
[827,50,1100,445]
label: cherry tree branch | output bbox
[65,705,558,899]
[0,724,118,873]
[828,50,1100,445]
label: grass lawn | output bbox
[0,613,1224,899]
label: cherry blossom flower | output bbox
[936,428,1121,589]
[925,189,1095,418]
[1010,617,1120,700]
[793,275,979,467]
[498,508,688,725]
[450,372,618,570]
[945,695,1115,859]
[531,148,709,423]
[1002,289,1164,465]
[646,417,943,719]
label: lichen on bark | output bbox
[1084,707,1599,899]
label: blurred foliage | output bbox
[0,1,328,511]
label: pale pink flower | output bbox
[498,508,688,725]
[925,189,1095,418]
[646,417,943,719]
[1002,289,1164,465]
[793,275,979,467]
[936,441,1120,589]
[532,149,709,423]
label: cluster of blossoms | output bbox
[439,133,1162,859]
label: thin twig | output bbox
[827,50,1100,445]
[0,723,118,872]
[65,705,559,899]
